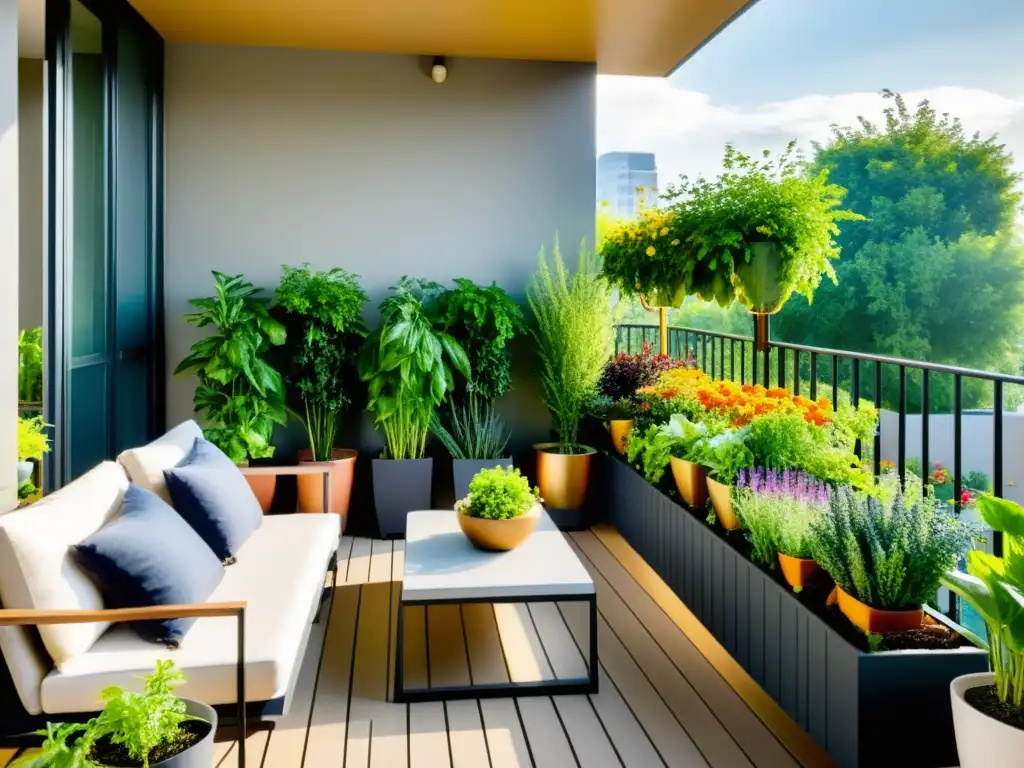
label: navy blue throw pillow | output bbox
[72,484,224,646]
[163,438,263,563]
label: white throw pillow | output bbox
[117,420,203,501]
[0,461,129,668]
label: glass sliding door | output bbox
[45,0,164,488]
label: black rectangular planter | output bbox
[452,458,513,502]
[602,455,987,768]
[372,458,433,538]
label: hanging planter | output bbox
[733,241,787,314]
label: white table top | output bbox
[402,508,596,603]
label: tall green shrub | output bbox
[18,327,43,404]
[528,238,612,454]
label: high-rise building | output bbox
[597,152,659,218]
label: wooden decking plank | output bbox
[330,536,355,586]
[492,603,554,683]
[410,701,452,768]
[528,601,588,680]
[261,617,327,767]
[348,581,398,767]
[392,539,406,580]
[212,728,271,767]
[516,696,578,768]
[574,532,801,768]
[372,582,409,768]
[426,604,471,688]
[304,583,361,767]
[552,695,622,767]
[0,748,17,767]
[445,700,491,768]
[461,603,511,685]
[567,537,755,768]
[403,605,430,690]
[346,536,373,585]
[559,602,673,768]
[369,539,394,583]
[480,698,532,768]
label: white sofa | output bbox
[0,421,339,720]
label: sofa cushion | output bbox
[40,513,340,714]
[72,485,225,646]
[163,439,263,562]
[118,420,203,502]
[0,462,129,668]
[0,625,51,716]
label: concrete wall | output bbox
[164,44,597,457]
[1,0,19,510]
[17,57,41,331]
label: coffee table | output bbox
[395,508,598,702]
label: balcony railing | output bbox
[615,321,1024,617]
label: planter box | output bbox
[604,456,988,768]
[452,458,513,502]
[372,458,433,538]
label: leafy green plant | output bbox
[18,327,43,404]
[429,398,510,460]
[626,414,719,484]
[359,278,470,460]
[810,485,976,611]
[439,279,524,402]
[175,272,286,464]
[601,143,864,311]
[275,265,369,461]
[528,238,613,454]
[18,416,50,463]
[943,495,1024,712]
[13,661,205,768]
[690,427,753,484]
[456,466,540,520]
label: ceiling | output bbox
[126,0,752,76]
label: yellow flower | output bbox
[671,239,680,246]
[646,246,656,256]
[660,227,669,236]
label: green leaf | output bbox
[941,570,1000,633]
[978,495,1024,538]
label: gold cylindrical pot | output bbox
[609,419,634,456]
[670,457,708,508]
[706,476,742,530]
[534,443,595,509]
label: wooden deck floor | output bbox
[0,526,833,768]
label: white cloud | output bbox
[597,77,1024,185]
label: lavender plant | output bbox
[732,469,831,567]
[809,485,976,611]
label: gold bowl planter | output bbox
[534,443,595,509]
[609,419,634,456]
[457,503,542,552]
[670,457,709,508]
[706,476,741,530]
[834,586,924,634]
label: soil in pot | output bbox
[964,685,1024,732]
[876,624,971,652]
[90,720,211,766]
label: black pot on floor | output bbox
[92,699,216,767]
[372,458,433,537]
[452,458,513,502]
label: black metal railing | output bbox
[616,321,1024,619]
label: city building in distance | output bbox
[597,151,659,218]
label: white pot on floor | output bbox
[951,672,1024,767]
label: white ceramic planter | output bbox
[951,672,1024,767]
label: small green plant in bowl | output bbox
[456,466,542,551]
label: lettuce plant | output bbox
[626,414,719,483]
[690,426,753,484]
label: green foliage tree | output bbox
[775,91,1024,411]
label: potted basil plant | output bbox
[358,278,470,537]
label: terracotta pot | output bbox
[670,457,708,508]
[777,553,827,591]
[951,672,1024,768]
[609,419,634,456]
[835,586,923,634]
[296,448,357,527]
[458,503,541,552]
[706,476,741,530]
[534,443,595,510]
[244,474,277,514]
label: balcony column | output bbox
[0,0,18,510]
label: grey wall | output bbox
[164,44,596,457]
[17,57,41,332]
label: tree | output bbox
[774,91,1024,411]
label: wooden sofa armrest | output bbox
[0,602,250,767]
[238,465,334,514]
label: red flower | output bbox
[961,490,972,506]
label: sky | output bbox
[597,0,1024,186]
